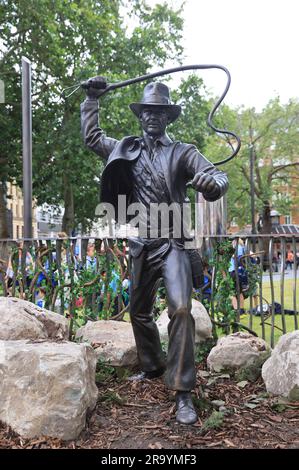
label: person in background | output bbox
[86,243,97,271]
[272,250,279,273]
[35,247,58,308]
[228,239,246,315]
[286,250,294,270]
[122,277,130,307]
[247,251,260,310]
[201,261,212,308]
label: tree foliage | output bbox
[0,0,184,235]
[3,1,297,238]
[205,98,299,231]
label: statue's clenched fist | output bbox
[191,171,218,194]
[84,76,107,99]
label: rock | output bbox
[211,400,226,408]
[197,370,210,378]
[237,380,249,388]
[262,330,299,401]
[0,340,98,440]
[207,332,271,374]
[156,299,212,344]
[0,297,69,341]
[219,406,228,413]
[76,320,138,367]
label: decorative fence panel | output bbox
[0,235,298,346]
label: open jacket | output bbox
[80,98,229,221]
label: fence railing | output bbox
[200,234,298,347]
[0,234,298,346]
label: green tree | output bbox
[0,0,184,235]
[171,74,210,150]
[205,98,299,233]
[170,74,214,222]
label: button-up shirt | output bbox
[130,136,174,236]
[131,136,171,206]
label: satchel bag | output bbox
[187,249,204,289]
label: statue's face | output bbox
[140,107,169,137]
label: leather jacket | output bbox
[80,98,229,221]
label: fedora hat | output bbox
[129,82,181,124]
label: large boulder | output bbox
[207,332,271,373]
[156,299,212,344]
[0,340,98,440]
[262,330,299,401]
[76,320,138,367]
[0,297,69,341]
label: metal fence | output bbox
[201,234,298,347]
[0,235,298,346]
[0,238,130,339]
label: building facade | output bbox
[6,182,38,238]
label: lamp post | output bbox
[249,143,256,234]
[22,57,33,239]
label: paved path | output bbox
[263,269,298,281]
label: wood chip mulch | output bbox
[1,364,299,450]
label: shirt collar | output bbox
[138,133,172,148]
[130,133,173,151]
[156,133,172,146]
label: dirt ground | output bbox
[1,363,299,450]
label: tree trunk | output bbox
[0,181,9,239]
[260,201,272,236]
[61,174,74,236]
[258,200,271,270]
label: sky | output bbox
[154,0,299,110]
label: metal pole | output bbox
[249,144,256,234]
[22,57,33,239]
[196,192,227,237]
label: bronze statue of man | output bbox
[81,77,228,425]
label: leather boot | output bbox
[175,391,198,425]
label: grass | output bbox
[242,278,298,345]
[259,277,298,310]
[201,410,225,433]
[244,315,297,345]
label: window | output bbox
[284,215,291,224]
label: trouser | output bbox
[129,240,196,391]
